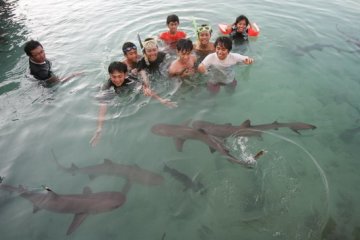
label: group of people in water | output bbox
[23,14,259,146]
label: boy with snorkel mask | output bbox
[193,24,215,61]
[137,37,177,108]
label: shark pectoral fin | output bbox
[32,205,41,214]
[174,138,185,152]
[209,146,216,154]
[240,119,251,128]
[83,186,92,194]
[104,158,113,164]
[66,213,89,235]
[291,128,301,135]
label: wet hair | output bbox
[24,40,43,57]
[214,36,232,52]
[166,14,179,24]
[108,61,128,74]
[122,42,137,55]
[176,39,193,52]
[234,15,249,26]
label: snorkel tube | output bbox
[137,33,150,66]
[192,18,199,40]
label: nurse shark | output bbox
[0,181,130,235]
[191,119,316,138]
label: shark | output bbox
[52,152,164,186]
[0,181,130,235]
[191,119,316,138]
[163,164,206,194]
[151,123,254,167]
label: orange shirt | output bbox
[159,31,187,42]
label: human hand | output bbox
[90,129,102,147]
[243,58,254,65]
[143,85,153,96]
[160,99,178,109]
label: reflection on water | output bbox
[0,0,360,239]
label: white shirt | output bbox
[201,52,248,84]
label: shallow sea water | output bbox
[0,0,360,239]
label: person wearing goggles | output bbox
[193,24,215,61]
[121,42,140,76]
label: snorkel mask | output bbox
[196,25,212,36]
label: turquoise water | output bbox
[1,0,360,239]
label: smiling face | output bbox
[215,44,229,60]
[168,21,179,34]
[110,70,127,87]
[145,47,158,62]
[236,19,247,33]
[125,49,138,64]
[199,31,211,45]
[30,45,46,63]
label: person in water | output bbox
[24,40,81,84]
[159,14,187,48]
[226,15,257,42]
[168,39,197,78]
[137,37,177,108]
[193,24,215,61]
[197,36,254,94]
[90,61,138,147]
[121,41,140,76]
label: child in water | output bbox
[198,36,254,94]
[168,39,197,78]
[226,15,257,41]
[193,24,215,61]
[90,61,138,147]
[121,42,140,75]
[159,14,187,48]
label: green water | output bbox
[0,0,359,239]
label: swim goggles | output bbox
[123,45,137,53]
[197,25,212,33]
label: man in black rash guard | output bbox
[24,40,81,84]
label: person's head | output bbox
[143,38,158,62]
[214,36,232,60]
[234,15,249,33]
[196,24,212,45]
[122,42,138,63]
[166,14,180,34]
[176,39,193,63]
[108,61,128,86]
[24,40,46,63]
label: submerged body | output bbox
[0,183,129,235]
[192,119,317,138]
[151,123,253,167]
[53,156,164,186]
[163,164,205,194]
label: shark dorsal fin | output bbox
[83,186,92,195]
[104,159,113,164]
[240,119,251,128]
[70,163,79,170]
[197,128,207,134]
[272,121,279,130]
